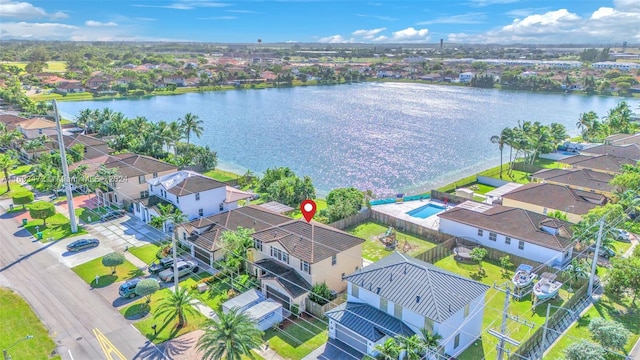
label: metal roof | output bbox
[258,201,295,214]
[325,302,415,342]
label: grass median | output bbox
[72,254,143,288]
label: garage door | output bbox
[193,247,210,264]
[266,286,290,310]
[335,323,367,354]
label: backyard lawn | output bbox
[434,255,571,360]
[545,293,640,359]
[0,288,61,360]
[346,221,437,261]
[129,243,162,265]
[263,316,328,360]
[290,198,327,219]
[182,274,231,311]
[121,288,207,344]
[203,168,241,182]
[0,181,30,198]
[72,255,143,288]
[76,206,111,224]
[24,213,87,241]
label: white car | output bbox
[613,229,631,242]
[158,260,199,282]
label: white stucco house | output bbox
[458,72,474,83]
[133,170,253,232]
[326,252,489,357]
[438,201,575,267]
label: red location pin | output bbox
[300,200,317,223]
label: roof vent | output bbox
[273,231,278,238]
[390,273,393,282]
[449,304,452,313]
[368,283,372,291]
[376,287,381,294]
[404,265,407,274]
[416,295,420,303]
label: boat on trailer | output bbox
[512,264,537,288]
[533,272,562,300]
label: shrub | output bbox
[135,278,160,303]
[12,191,34,210]
[291,304,300,317]
[29,201,55,226]
[309,282,332,306]
[101,252,126,274]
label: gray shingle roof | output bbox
[252,220,365,264]
[343,252,489,323]
[105,153,177,178]
[254,258,311,298]
[559,154,636,173]
[502,183,605,215]
[438,205,574,251]
[325,302,415,342]
[530,168,614,193]
[582,144,640,160]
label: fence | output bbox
[369,193,430,206]
[512,162,543,173]
[370,210,452,243]
[412,237,456,264]
[477,175,509,187]
[430,190,468,205]
[329,209,371,230]
[305,294,347,318]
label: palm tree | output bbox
[419,328,443,356]
[0,151,18,192]
[150,203,186,233]
[576,111,598,142]
[154,287,198,328]
[165,120,183,158]
[374,337,401,360]
[564,258,589,292]
[0,123,23,149]
[490,130,506,179]
[398,334,422,360]
[180,113,204,151]
[196,307,264,360]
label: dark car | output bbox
[100,210,125,221]
[66,238,100,252]
[588,245,616,259]
[148,257,178,274]
[118,278,160,298]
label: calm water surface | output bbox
[58,83,639,197]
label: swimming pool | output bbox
[406,203,446,219]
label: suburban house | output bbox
[501,183,607,223]
[251,220,365,313]
[55,81,85,94]
[580,144,640,160]
[558,154,635,175]
[45,133,111,160]
[458,72,474,82]
[604,133,640,146]
[85,76,113,91]
[530,168,616,197]
[135,170,253,229]
[14,117,58,139]
[438,201,575,267]
[327,252,489,357]
[175,205,292,265]
[97,153,178,209]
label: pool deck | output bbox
[372,199,449,230]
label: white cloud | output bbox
[85,20,118,27]
[0,22,78,39]
[468,0,519,7]
[448,5,640,44]
[505,8,550,18]
[417,12,486,25]
[0,1,68,20]
[389,27,430,43]
[318,35,352,44]
[352,28,386,39]
[613,0,640,12]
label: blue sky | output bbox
[0,0,638,44]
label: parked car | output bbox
[588,245,616,259]
[148,256,180,274]
[100,210,125,221]
[54,184,77,195]
[158,260,198,282]
[118,278,161,299]
[613,228,631,242]
[66,238,100,252]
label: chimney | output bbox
[416,295,420,303]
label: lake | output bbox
[58,83,639,197]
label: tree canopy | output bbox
[257,167,315,207]
[101,253,125,274]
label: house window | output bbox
[424,317,434,332]
[543,207,548,215]
[254,239,263,251]
[489,232,497,241]
[195,192,200,201]
[477,229,484,236]
[505,237,511,245]
[38,129,43,135]
[140,191,149,198]
[454,334,460,349]
[270,247,289,264]
[84,147,88,153]
[153,172,158,178]
[198,208,203,216]
[150,185,154,192]
[464,303,470,317]
[176,197,180,204]
[394,303,403,318]
[182,232,186,241]
[135,203,140,212]
[219,203,224,211]
[138,175,145,184]
[380,298,388,312]
[300,260,311,274]
[519,241,525,250]
[564,251,570,259]
[351,284,359,298]
[332,255,337,265]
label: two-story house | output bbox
[501,183,607,223]
[327,252,489,357]
[438,202,575,267]
[251,220,365,313]
[135,170,253,230]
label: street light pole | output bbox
[588,219,605,297]
[52,99,78,233]
[3,335,33,360]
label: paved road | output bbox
[0,215,164,360]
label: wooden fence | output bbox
[305,294,347,318]
[370,210,452,243]
[413,237,456,264]
[329,209,372,230]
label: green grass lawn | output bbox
[203,168,241,182]
[121,288,207,344]
[472,183,497,195]
[1,61,67,72]
[346,221,437,261]
[0,181,30,198]
[76,206,115,224]
[25,213,87,241]
[182,274,232,312]
[0,288,61,360]
[545,293,640,359]
[290,198,328,219]
[613,240,633,256]
[129,244,162,265]
[434,255,571,360]
[72,255,143,288]
[264,317,328,360]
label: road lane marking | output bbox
[92,328,127,360]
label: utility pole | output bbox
[588,219,604,297]
[53,100,77,233]
[541,303,552,350]
[489,283,536,360]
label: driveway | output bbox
[47,234,113,267]
[86,215,170,250]
[302,339,365,360]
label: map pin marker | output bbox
[300,200,317,223]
